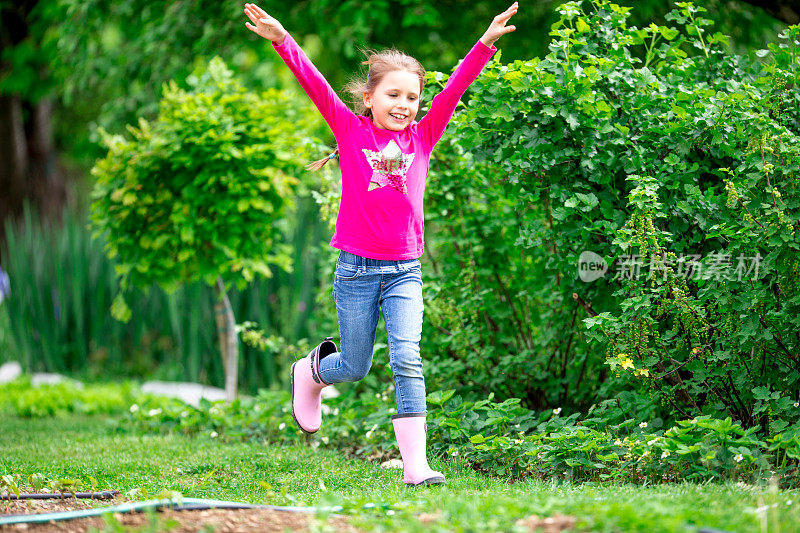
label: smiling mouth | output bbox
[389,113,407,121]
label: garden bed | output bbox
[1,495,356,532]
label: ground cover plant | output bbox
[113,387,800,488]
[2,377,799,489]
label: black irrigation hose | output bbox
[1,490,119,500]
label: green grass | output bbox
[1,414,798,532]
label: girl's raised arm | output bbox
[244,3,355,137]
[418,2,518,150]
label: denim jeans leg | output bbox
[381,267,426,414]
[318,261,380,384]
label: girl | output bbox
[244,2,518,486]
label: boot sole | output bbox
[406,476,446,486]
[290,361,318,435]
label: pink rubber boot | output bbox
[291,337,337,434]
[391,413,446,486]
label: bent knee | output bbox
[340,361,371,382]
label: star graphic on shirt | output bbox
[362,140,415,195]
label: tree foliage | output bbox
[90,57,323,318]
[2,1,784,169]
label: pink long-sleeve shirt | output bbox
[273,34,496,260]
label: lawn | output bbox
[2,414,798,532]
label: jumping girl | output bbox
[244,1,518,486]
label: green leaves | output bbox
[110,292,132,323]
[576,17,591,34]
[426,0,800,433]
[91,57,324,305]
[658,27,680,41]
[427,389,456,407]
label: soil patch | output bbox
[1,496,356,532]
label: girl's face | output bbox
[363,70,421,131]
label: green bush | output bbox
[90,55,333,398]
[90,56,321,310]
[421,0,800,434]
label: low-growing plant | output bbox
[0,377,141,418]
[0,471,99,500]
[113,380,800,487]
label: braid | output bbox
[305,148,339,171]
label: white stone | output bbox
[0,361,22,383]
[31,373,84,388]
[380,459,404,469]
[141,381,227,407]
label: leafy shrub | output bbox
[91,56,320,302]
[421,0,800,434]
[90,54,330,398]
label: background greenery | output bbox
[1,0,788,194]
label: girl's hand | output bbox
[479,2,518,47]
[244,3,288,45]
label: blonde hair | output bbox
[305,47,426,171]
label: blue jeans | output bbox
[318,250,427,415]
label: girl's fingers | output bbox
[248,3,270,19]
[244,5,274,29]
[244,6,260,23]
[503,6,519,19]
[496,8,518,24]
